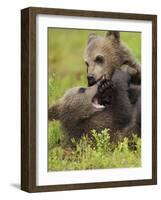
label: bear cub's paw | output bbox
[98,76,113,94]
[98,76,113,106]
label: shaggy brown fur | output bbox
[84,31,141,86]
[48,71,140,145]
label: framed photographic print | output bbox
[21,7,157,192]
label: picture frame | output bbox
[21,7,157,192]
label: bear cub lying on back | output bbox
[48,70,141,145]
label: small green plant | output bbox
[48,121,63,149]
[48,128,141,171]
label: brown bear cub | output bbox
[84,31,141,87]
[48,70,140,145]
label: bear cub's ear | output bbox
[48,103,60,120]
[87,32,97,44]
[106,31,120,42]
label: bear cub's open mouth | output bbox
[91,75,105,110]
[92,75,113,110]
[92,94,105,110]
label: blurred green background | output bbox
[48,28,141,105]
[48,28,141,171]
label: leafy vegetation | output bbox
[48,129,141,171]
[48,28,141,171]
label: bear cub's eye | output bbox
[78,87,86,93]
[95,55,104,64]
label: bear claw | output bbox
[98,78,113,94]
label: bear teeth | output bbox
[92,102,105,109]
[92,97,105,109]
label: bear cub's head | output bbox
[84,31,125,86]
[48,83,105,123]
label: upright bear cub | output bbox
[48,71,140,145]
[84,31,141,87]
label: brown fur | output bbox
[48,71,140,145]
[84,31,141,85]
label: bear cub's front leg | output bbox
[98,76,113,106]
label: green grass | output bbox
[48,28,141,171]
[48,129,141,171]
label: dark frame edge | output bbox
[152,15,157,185]
[21,7,37,192]
[21,8,30,192]
[24,6,157,20]
[27,179,155,193]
